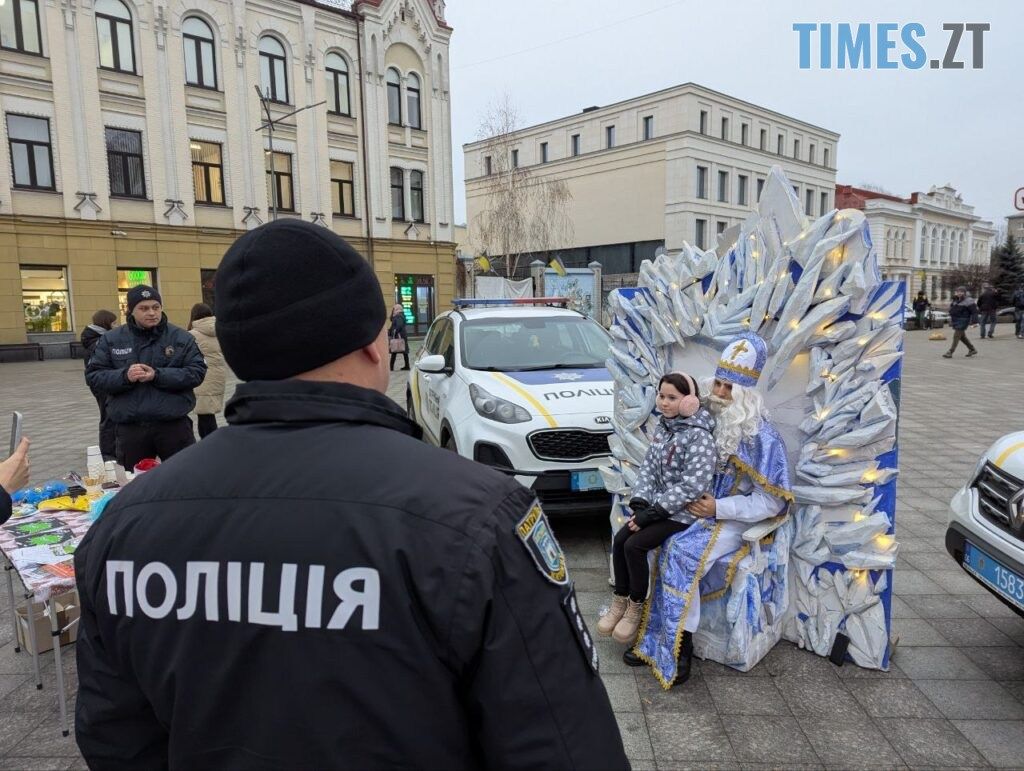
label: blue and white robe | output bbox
[632,419,793,688]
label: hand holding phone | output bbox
[0,437,30,495]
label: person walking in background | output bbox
[912,290,930,330]
[81,310,117,460]
[86,285,207,469]
[1012,285,1024,339]
[188,303,226,439]
[388,302,410,370]
[944,286,979,359]
[0,438,30,525]
[977,283,999,339]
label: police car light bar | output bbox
[452,297,570,308]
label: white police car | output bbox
[947,431,1024,616]
[407,299,614,515]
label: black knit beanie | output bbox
[215,220,386,381]
[126,285,162,313]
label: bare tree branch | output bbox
[471,95,574,277]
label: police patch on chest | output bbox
[164,346,175,357]
[516,501,567,586]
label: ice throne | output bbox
[600,167,903,672]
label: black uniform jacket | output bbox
[74,379,627,771]
[85,316,206,424]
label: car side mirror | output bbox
[419,354,450,374]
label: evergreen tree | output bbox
[991,234,1024,302]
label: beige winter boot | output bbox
[612,600,645,644]
[597,595,629,637]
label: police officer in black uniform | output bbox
[86,285,206,469]
[75,220,628,770]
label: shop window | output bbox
[117,268,155,323]
[21,266,71,332]
[395,274,435,336]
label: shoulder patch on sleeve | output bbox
[515,500,568,586]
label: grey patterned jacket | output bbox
[631,408,717,524]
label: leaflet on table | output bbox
[13,528,76,549]
[9,538,80,566]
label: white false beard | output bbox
[702,381,766,464]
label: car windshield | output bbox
[460,316,611,371]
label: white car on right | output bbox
[946,432,1024,616]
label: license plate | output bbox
[570,470,604,492]
[964,542,1024,611]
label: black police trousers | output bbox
[115,417,195,470]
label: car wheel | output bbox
[444,435,458,453]
[406,391,415,421]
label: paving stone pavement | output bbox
[0,331,1022,767]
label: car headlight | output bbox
[469,383,531,424]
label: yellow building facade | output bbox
[0,0,456,350]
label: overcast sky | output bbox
[444,0,1021,233]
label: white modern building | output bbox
[836,184,997,302]
[464,82,839,275]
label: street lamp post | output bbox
[254,85,326,221]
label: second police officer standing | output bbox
[86,285,207,469]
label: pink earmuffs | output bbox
[670,371,701,417]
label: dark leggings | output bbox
[197,413,218,438]
[612,519,691,602]
[390,350,409,370]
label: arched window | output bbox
[390,166,404,220]
[259,36,288,103]
[325,52,350,116]
[406,72,421,129]
[386,67,402,125]
[183,17,216,89]
[410,169,424,222]
[95,0,135,73]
